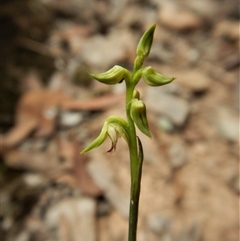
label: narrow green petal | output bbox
[81,124,108,153]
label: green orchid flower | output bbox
[81,116,130,153]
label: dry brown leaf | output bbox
[4,150,58,173]
[2,86,124,150]
[1,118,38,152]
[1,89,70,150]
[61,92,124,110]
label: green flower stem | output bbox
[126,80,143,241]
[126,84,138,180]
[128,137,143,241]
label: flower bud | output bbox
[130,99,151,137]
[136,24,156,59]
[89,65,130,85]
[141,67,175,86]
[81,116,130,154]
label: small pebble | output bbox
[158,117,175,132]
[147,214,171,235]
[60,110,84,127]
[214,108,239,142]
[23,173,46,187]
[145,88,190,127]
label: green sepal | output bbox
[130,99,151,138]
[81,116,130,154]
[141,66,175,86]
[89,65,131,85]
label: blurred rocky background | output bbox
[0,0,239,241]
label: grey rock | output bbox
[45,197,97,241]
[76,197,97,241]
[60,110,84,127]
[173,70,211,93]
[168,143,188,169]
[182,0,219,19]
[148,41,175,64]
[158,2,205,31]
[117,4,157,30]
[157,116,175,132]
[145,88,190,126]
[81,29,135,69]
[214,108,239,142]
[147,214,171,235]
[87,160,129,218]
[175,223,202,241]
[23,173,47,187]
